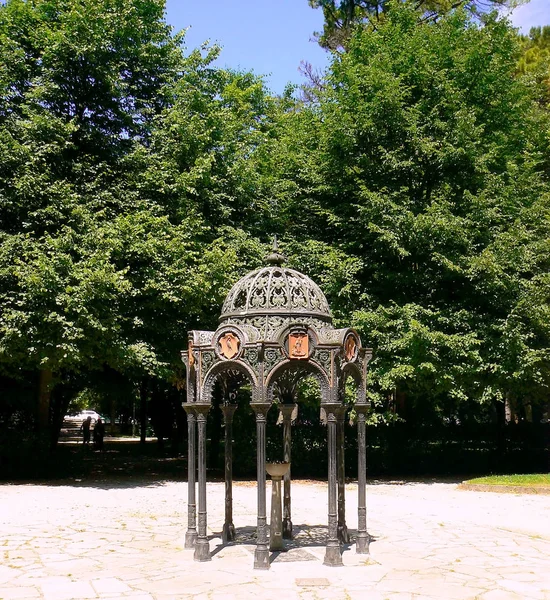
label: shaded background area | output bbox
[1,392,548,482]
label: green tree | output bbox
[0,0,277,451]
[309,0,525,50]
[519,25,550,105]
[267,3,550,422]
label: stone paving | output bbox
[0,478,549,600]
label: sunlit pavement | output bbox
[0,479,549,599]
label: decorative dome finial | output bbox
[265,235,285,266]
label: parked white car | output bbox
[65,410,102,425]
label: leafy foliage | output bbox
[267,3,550,421]
[0,0,549,460]
[519,25,550,105]
[0,0,277,439]
[308,0,523,50]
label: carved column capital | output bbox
[355,403,368,422]
[220,403,237,423]
[183,405,197,419]
[194,404,210,421]
[323,403,342,422]
[280,403,297,420]
[335,405,347,422]
[250,402,271,419]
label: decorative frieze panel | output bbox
[200,350,217,382]
[313,348,332,377]
[191,330,215,346]
[243,347,260,371]
[263,347,282,378]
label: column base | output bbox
[253,546,270,570]
[356,533,370,554]
[269,536,284,552]
[193,539,211,562]
[282,518,293,539]
[337,523,350,544]
[184,530,197,549]
[222,522,235,543]
[323,543,343,567]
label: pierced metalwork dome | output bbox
[220,265,332,325]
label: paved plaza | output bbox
[0,478,549,600]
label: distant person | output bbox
[93,418,105,451]
[80,416,92,445]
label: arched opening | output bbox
[205,368,254,472]
[266,361,331,478]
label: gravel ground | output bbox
[0,479,549,599]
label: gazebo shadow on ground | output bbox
[208,524,376,562]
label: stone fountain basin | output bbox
[266,462,290,477]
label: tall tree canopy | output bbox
[519,25,550,104]
[1,0,548,456]
[0,0,276,438]
[309,0,525,50]
[265,2,550,421]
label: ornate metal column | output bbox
[281,403,296,539]
[194,405,211,562]
[324,403,343,566]
[251,402,271,570]
[184,406,197,548]
[356,404,369,554]
[221,403,237,542]
[336,405,349,543]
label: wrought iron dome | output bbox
[219,240,332,340]
[220,265,332,321]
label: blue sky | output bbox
[165,0,328,94]
[165,0,550,95]
[507,0,550,33]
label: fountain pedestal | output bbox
[266,462,290,552]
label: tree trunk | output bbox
[524,400,533,423]
[49,389,73,450]
[140,378,148,445]
[37,369,53,431]
[504,392,516,424]
[110,396,117,435]
[495,398,506,463]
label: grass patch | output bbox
[464,474,550,487]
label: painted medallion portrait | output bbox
[288,331,309,359]
[344,334,358,362]
[218,332,240,359]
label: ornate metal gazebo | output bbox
[181,241,372,569]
